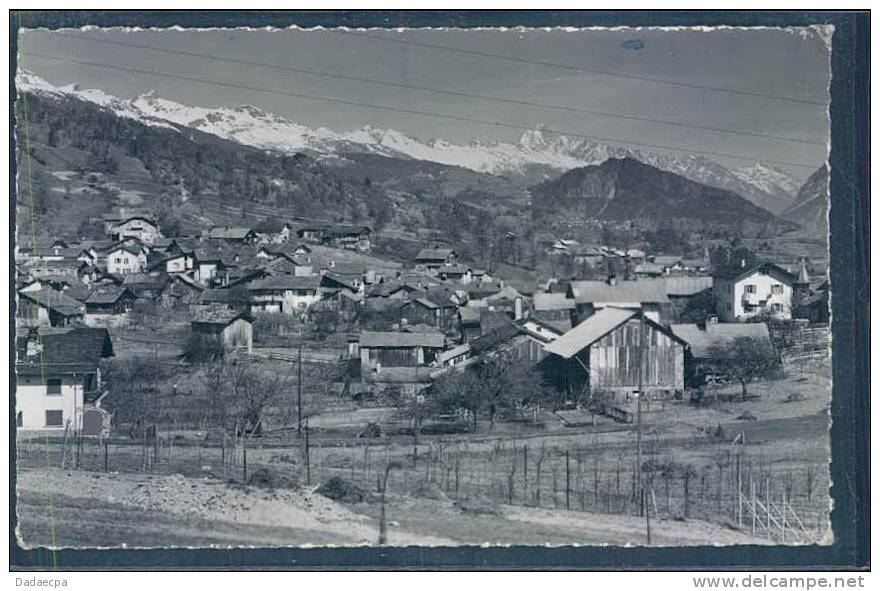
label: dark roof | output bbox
[18,288,84,317]
[208,227,253,240]
[248,275,321,291]
[16,327,114,375]
[252,218,290,233]
[712,262,796,282]
[85,285,132,305]
[359,330,446,348]
[192,306,253,326]
[415,247,455,262]
[670,322,773,359]
[470,321,524,355]
[199,288,240,304]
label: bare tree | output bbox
[707,336,778,401]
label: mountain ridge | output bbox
[17,69,802,213]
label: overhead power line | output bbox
[46,32,822,147]
[20,52,820,170]
[333,30,827,107]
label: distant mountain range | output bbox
[17,70,803,214]
[783,165,829,237]
[529,157,791,234]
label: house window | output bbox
[771,284,783,295]
[47,378,62,395]
[115,258,122,264]
[744,284,757,294]
[45,410,64,427]
[16,411,23,428]
[771,303,783,313]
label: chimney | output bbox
[741,258,747,268]
[514,296,524,321]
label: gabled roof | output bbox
[248,275,321,291]
[85,285,133,305]
[568,279,669,305]
[712,262,796,283]
[665,276,713,297]
[18,288,84,317]
[359,330,446,348]
[107,244,144,257]
[669,322,773,359]
[208,227,253,240]
[652,255,683,267]
[635,263,666,275]
[415,247,455,261]
[544,307,638,359]
[192,305,253,326]
[16,327,114,375]
[533,292,575,311]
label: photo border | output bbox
[8,9,870,571]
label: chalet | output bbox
[192,249,225,284]
[324,225,372,251]
[247,275,321,314]
[15,327,114,431]
[109,216,161,244]
[208,226,255,244]
[296,224,330,243]
[550,238,579,255]
[17,288,85,327]
[191,306,253,354]
[713,262,796,322]
[265,256,313,277]
[567,277,669,323]
[400,296,456,330]
[84,286,135,326]
[458,307,482,343]
[122,272,169,302]
[572,245,605,267]
[166,274,205,306]
[414,247,457,271]
[366,280,422,301]
[670,321,776,386]
[359,330,447,373]
[251,219,293,244]
[532,292,575,329]
[542,307,686,401]
[106,245,147,275]
[320,272,361,296]
[437,265,473,283]
[634,263,666,278]
[153,251,198,275]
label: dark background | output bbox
[9,10,870,571]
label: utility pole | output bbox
[297,338,303,438]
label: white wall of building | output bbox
[16,373,85,430]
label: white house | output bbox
[713,262,796,322]
[15,327,114,431]
[105,246,147,275]
[109,216,161,244]
[247,275,322,314]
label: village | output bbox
[14,203,832,547]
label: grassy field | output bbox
[14,367,832,548]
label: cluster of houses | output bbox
[15,207,830,432]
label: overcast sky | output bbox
[19,27,831,179]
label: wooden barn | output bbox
[191,306,254,354]
[542,307,686,401]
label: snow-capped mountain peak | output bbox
[16,68,806,212]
